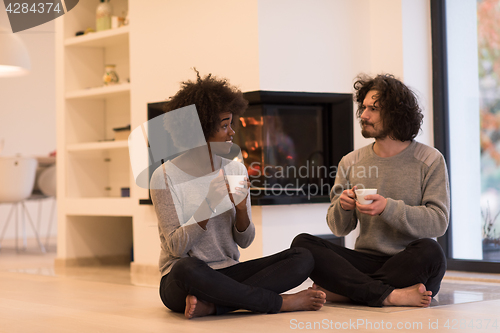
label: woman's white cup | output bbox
[354,188,377,205]
[226,175,247,193]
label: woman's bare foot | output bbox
[280,289,326,312]
[310,283,351,303]
[382,283,432,307]
[184,295,216,319]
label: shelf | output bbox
[65,26,130,48]
[57,0,133,267]
[67,140,128,152]
[65,198,134,216]
[66,83,130,100]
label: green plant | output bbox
[482,202,500,244]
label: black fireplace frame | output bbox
[139,91,354,206]
[241,91,354,205]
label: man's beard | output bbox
[360,120,389,140]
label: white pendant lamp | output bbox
[0,27,31,77]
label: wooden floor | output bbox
[1,239,500,333]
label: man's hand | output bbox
[356,194,387,216]
[340,186,357,211]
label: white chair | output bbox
[0,156,46,252]
[37,164,56,248]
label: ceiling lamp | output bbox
[0,27,31,77]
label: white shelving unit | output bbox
[66,82,130,100]
[56,0,133,265]
[65,197,134,216]
[67,140,129,152]
[64,25,130,47]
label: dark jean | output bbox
[291,233,446,307]
[160,247,314,315]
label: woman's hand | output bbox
[206,170,229,209]
[195,170,228,229]
[229,177,250,211]
[231,176,251,232]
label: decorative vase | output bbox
[103,65,119,85]
[482,238,500,261]
[96,0,112,32]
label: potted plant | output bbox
[482,204,500,260]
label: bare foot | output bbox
[184,295,216,319]
[280,289,326,312]
[310,283,351,303]
[382,283,432,307]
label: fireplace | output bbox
[236,91,353,205]
[141,90,353,206]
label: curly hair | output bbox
[163,69,248,140]
[353,74,423,142]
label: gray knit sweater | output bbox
[328,141,450,256]
[151,158,255,276]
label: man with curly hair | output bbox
[292,74,450,307]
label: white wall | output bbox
[0,8,57,241]
[258,0,371,94]
[402,0,434,147]
[261,203,332,256]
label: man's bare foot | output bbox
[280,289,326,312]
[310,283,351,303]
[382,283,432,307]
[184,295,216,319]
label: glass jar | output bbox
[96,0,112,32]
[103,65,119,85]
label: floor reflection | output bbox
[431,281,500,306]
[321,280,500,313]
[8,265,133,286]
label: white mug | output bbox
[226,175,246,193]
[355,188,377,205]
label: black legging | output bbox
[291,233,446,307]
[160,247,314,315]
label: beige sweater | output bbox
[328,141,450,256]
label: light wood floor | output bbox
[1,239,500,333]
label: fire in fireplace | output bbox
[235,91,353,205]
